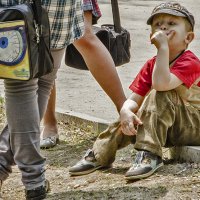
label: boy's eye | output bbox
[155,22,161,26]
[168,21,176,26]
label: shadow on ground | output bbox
[47,185,168,200]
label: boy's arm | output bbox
[120,92,144,136]
[151,31,183,91]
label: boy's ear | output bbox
[185,32,195,45]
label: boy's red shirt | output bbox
[129,50,200,96]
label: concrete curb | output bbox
[56,109,200,163]
[56,108,109,133]
[170,146,200,163]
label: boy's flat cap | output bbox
[147,2,195,30]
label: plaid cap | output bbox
[147,2,195,30]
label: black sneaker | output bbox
[25,179,50,200]
[0,180,2,200]
[69,149,102,176]
[125,151,163,180]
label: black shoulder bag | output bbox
[0,0,53,80]
[65,0,131,70]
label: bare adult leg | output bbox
[40,49,65,148]
[41,11,126,148]
[74,11,126,112]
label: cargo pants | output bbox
[93,90,200,166]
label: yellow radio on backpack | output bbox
[0,20,30,80]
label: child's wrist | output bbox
[157,44,169,51]
[121,99,139,112]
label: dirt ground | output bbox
[0,103,200,200]
[0,1,200,198]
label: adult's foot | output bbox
[25,179,50,200]
[40,126,59,149]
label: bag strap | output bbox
[32,0,42,26]
[32,0,53,74]
[111,0,122,33]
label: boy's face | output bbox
[151,13,193,51]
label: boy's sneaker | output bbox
[69,149,103,176]
[125,150,163,180]
[25,179,50,200]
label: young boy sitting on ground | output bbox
[69,1,200,180]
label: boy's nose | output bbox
[160,24,167,30]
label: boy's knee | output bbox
[150,89,175,98]
[139,90,177,113]
[148,90,177,104]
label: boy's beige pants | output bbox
[93,90,200,166]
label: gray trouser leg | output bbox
[1,78,50,190]
[0,49,65,190]
[0,125,14,176]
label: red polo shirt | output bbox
[129,50,200,96]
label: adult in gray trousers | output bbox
[0,0,84,199]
